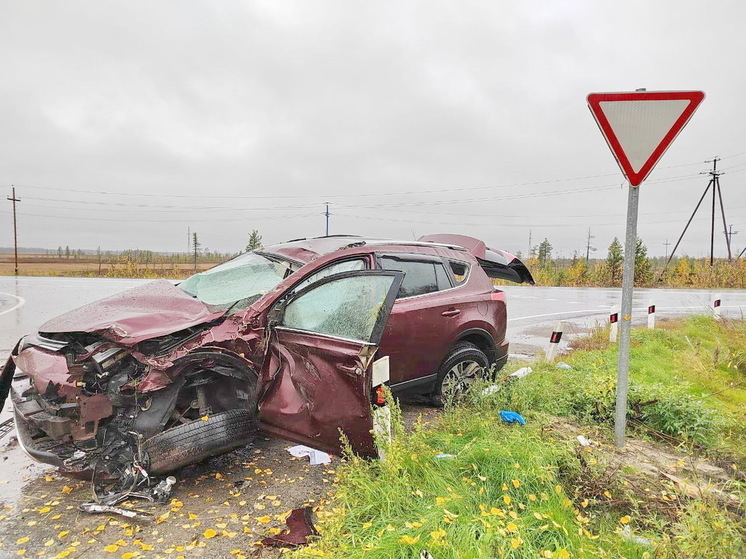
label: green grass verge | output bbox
[295,408,648,558]
[497,315,746,452]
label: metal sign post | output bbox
[587,90,704,447]
[615,183,639,446]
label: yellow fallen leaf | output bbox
[503,495,511,505]
[512,479,521,488]
[200,415,209,421]
[103,544,119,553]
[38,507,51,514]
[619,515,631,524]
[215,473,224,480]
[122,553,138,559]
[61,486,72,494]
[506,522,518,533]
[557,550,571,559]
[203,529,218,539]
[398,535,419,545]
[16,537,29,545]
[255,516,271,524]
[510,537,522,549]
[58,531,69,538]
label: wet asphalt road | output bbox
[1,276,745,556]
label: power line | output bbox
[5,150,742,201]
[0,209,320,224]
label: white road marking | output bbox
[0,292,25,316]
[508,309,607,322]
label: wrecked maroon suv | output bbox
[0,234,532,482]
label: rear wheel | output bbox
[431,342,489,406]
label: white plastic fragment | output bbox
[481,384,501,396]
[435,454,456,459]
[619,525,653,546]
[287,445,332,466]
[556,362,572,370]
[509,366,533,379]
[576,435,592,447]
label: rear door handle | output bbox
[441,309,461,317]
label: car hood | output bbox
[38,279,225,345]
[419,234,535,284]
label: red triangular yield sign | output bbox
[587,91,705,186]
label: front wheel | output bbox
[431,342,489,407]
[143,409,256,474]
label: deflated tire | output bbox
[142,409,256,474]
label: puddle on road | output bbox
[0,436,54,507]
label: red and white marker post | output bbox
[609,305,619,343]
[588,89,704,447]
[546,321,564,362]
[713,294,722,319]
[647,299,656,329]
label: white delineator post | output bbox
[647,299,656,329]
[713,294,722,319]
[546,321,564,362]
[609,305,619,342]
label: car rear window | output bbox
[448,260,470,285]
[378,256,451,298]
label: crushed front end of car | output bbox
[7,333,145,478]
[0,278,265,494]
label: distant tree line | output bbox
[518,237,745,288]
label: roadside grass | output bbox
[296,408,648,558]
[508,315,746,454]
[292,316,746,559]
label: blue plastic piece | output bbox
[500,410,526,425]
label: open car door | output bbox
[419,233,535,284]
[258,270,404,457]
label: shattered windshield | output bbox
[179,252,292,310]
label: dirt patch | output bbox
[544,418,742,525]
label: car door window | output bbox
[378,256,451,298]
[281,272,400,343]
[292,258,366,292]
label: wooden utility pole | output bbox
[7,186,21,275]
[661,157,732,278]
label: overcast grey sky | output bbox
[1,0,744,258]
